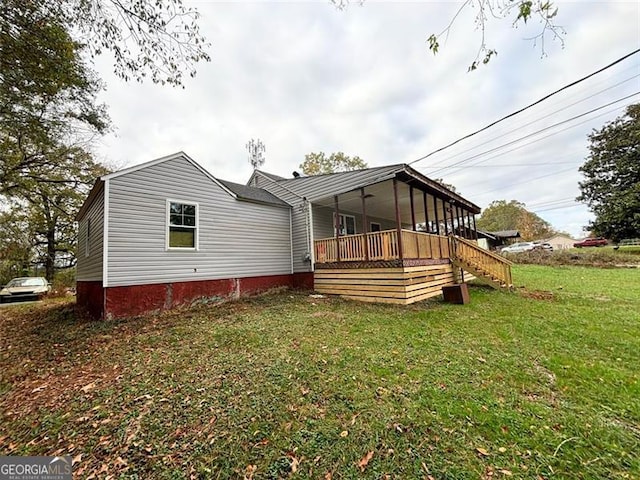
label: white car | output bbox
[500,242,536,254]
[0,277,51,303]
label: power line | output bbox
[408,48,640,166]
[427,94,638,175]
[423,73,640,169]
[474,165,578,197]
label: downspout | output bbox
[289,207,294,274]
[307,199,315,271]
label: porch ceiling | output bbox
[312,179,474,225]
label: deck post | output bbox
[434,196,442,257]
[410,186,416,231]
[361,187,369,261]
[393,178,404,260]
[472,214,478,240]
[466,211,473,239]
[443,202,450,235]
[434,196,441,236]
[334,195,341,262]
[456,205,463,237]
[423,191,430,232]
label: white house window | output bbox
[334,213,356,235]
[168,201,198,249]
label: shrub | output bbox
[503,249,640,267]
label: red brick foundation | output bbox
[79,273,313,320]
[292,272,314,290]
[76,281,104,319]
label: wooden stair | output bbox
[450,236,513,289]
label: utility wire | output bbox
[408,48,640,166]
[427,94,638,175]
[424,73,640,169]
[474,165,578,197]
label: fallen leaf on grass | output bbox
[290,456,300,473]
[339,430,348,437]
[72,453,82,465]
[499,469,513,476]
[244,464,257,480]
[357,451,374,471]
[81,382,96,393]
[476,447,490,456]
[498,447,507,453]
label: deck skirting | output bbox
[314,263,457,305]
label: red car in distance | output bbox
[573,237,608,248]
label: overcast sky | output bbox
[93,0,640,237]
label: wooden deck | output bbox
[313,229,511,304]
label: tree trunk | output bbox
[45,226,55,283]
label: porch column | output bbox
[334,195,341,262]
[393,178,404,260]
[361,187,369,261]
[434,196,441,236]
[442,201,448,234]
[466,211,472,239]
[423,191,430,233]
[455,204,462,237]
[410,186,417,231]
[472,214,478,240]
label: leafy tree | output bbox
[577,104,640,243]
[1,146,108,282]
[332,0,563,70]
[476,199,555,240]
[0,0,109,195]
[300,152,367,175]
[0,210,33,283]
[65,0,210,86]
[433,178,458,193]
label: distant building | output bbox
[543,234,576,250]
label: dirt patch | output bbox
[519,289,555,301]
[311,310,345,320]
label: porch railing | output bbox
[314,229,448,263]
[450,236,513,288]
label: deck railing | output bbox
[450,236,513,287]
[314,229,448,263]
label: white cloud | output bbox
[93,0,640,237]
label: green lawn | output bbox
[1,265,639,479]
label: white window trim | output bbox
[333,212,356,236]
[370,222,381,232]
[166,199,199,251]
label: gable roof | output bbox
[254,170,286,181]
[217,179,290,207]
[77,152,288,220]
[101,151,236,198]
[254,164,481,213]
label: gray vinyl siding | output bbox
[253,176,312,273]
[312,205,403,240]
[106,157,292,287]
[76,188,104,282]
